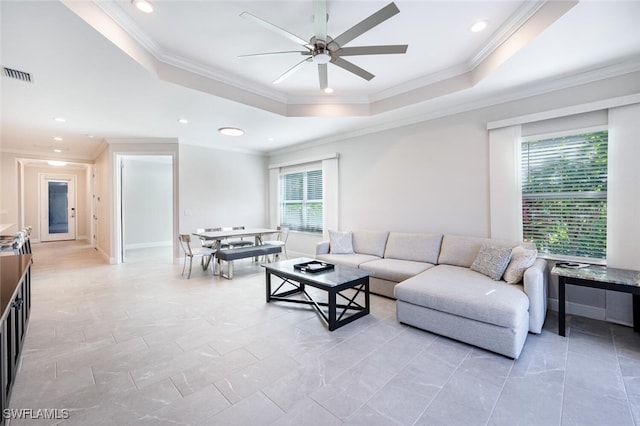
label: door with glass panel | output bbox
[40,174,77,242]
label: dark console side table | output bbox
[551,264,640,337]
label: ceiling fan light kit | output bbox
[240,1,407,91]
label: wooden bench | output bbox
[215,244,282,279]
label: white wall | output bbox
[122,156,173,249]
[270,72,640,254]
[178,144,267,234]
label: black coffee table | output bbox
[263,257,371,331]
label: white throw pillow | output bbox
[329,230,354,254]
[470,244,512,281]
[503,246,538,284]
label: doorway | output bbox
[117,155,174,263]
[39,174,77,241]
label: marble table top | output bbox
[551,264,640,287]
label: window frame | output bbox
[279,167,323,234]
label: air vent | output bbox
[2,67,32,83]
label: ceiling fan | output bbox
[239,1,408,90]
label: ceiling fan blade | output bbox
[239,51,311,58]
[241,11,311,48]
[273,57,312,84]
[338,45,407,56]
[314,0,328,43]
[318,63,328,90]
[331,57,374,81]
[332,2,400,48]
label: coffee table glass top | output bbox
[263,257,371,288]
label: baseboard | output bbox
[548,298,606,321]
[125,241,172,250]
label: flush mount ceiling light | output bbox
[53,149,62,153]
[53,136,63,141]
[470,20,488,32]
[218,127,244,136]
[323,87,334,94]
[47,160,67,167]
[53,117,66,123]
[177,118,189,124]
[132,0,153,13]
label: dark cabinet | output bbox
[0,254,31,424]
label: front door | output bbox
[40,174,76,242]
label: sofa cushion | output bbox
[384,232,443,264]
[470,244,512,280]
[438,235,519,268]
[316,253,380,268]
[359,259,436,283]
[329,230,354,254]
[352,230,389,257]
[504,246,538,284]
[395,265,529,329]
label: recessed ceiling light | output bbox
[53,149,62,153]
[47,160,67,167]
[218,127,244,136]
[470,20,488,33]
[53,117,66,123]
[267,137,274,142]
[53,137,63,141]
[178,118,189,124]
[132,0,153,13]
[324,87,334,94]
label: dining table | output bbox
[192,227,279,251]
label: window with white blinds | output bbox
[280,169,323,233]
[521,129,608,260]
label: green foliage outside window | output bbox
[522,130,608,259]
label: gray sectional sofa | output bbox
[316,230,547,359]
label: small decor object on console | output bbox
[555,262,590,269]
[294,260,334,273]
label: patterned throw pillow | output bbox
[329,230,354,254]
[470,244,513,280]
[503,246,538,284]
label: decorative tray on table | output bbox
[294,260,335,273]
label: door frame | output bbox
[38,173,77,242]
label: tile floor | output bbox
[7,240,640,425]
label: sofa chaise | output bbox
[316,230,547,359]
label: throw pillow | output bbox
[329,230,354,254]
[470,244,512,281]
[503,246,538,284]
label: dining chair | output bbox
[178,234,214,279]
[262,226,289,259]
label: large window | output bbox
[521,129,608,260]
[280,169,323,233]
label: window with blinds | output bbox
[521,130,608,260]
[280,169,323,233]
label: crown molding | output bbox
[468,0,547,70]
[268,63,640,156]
